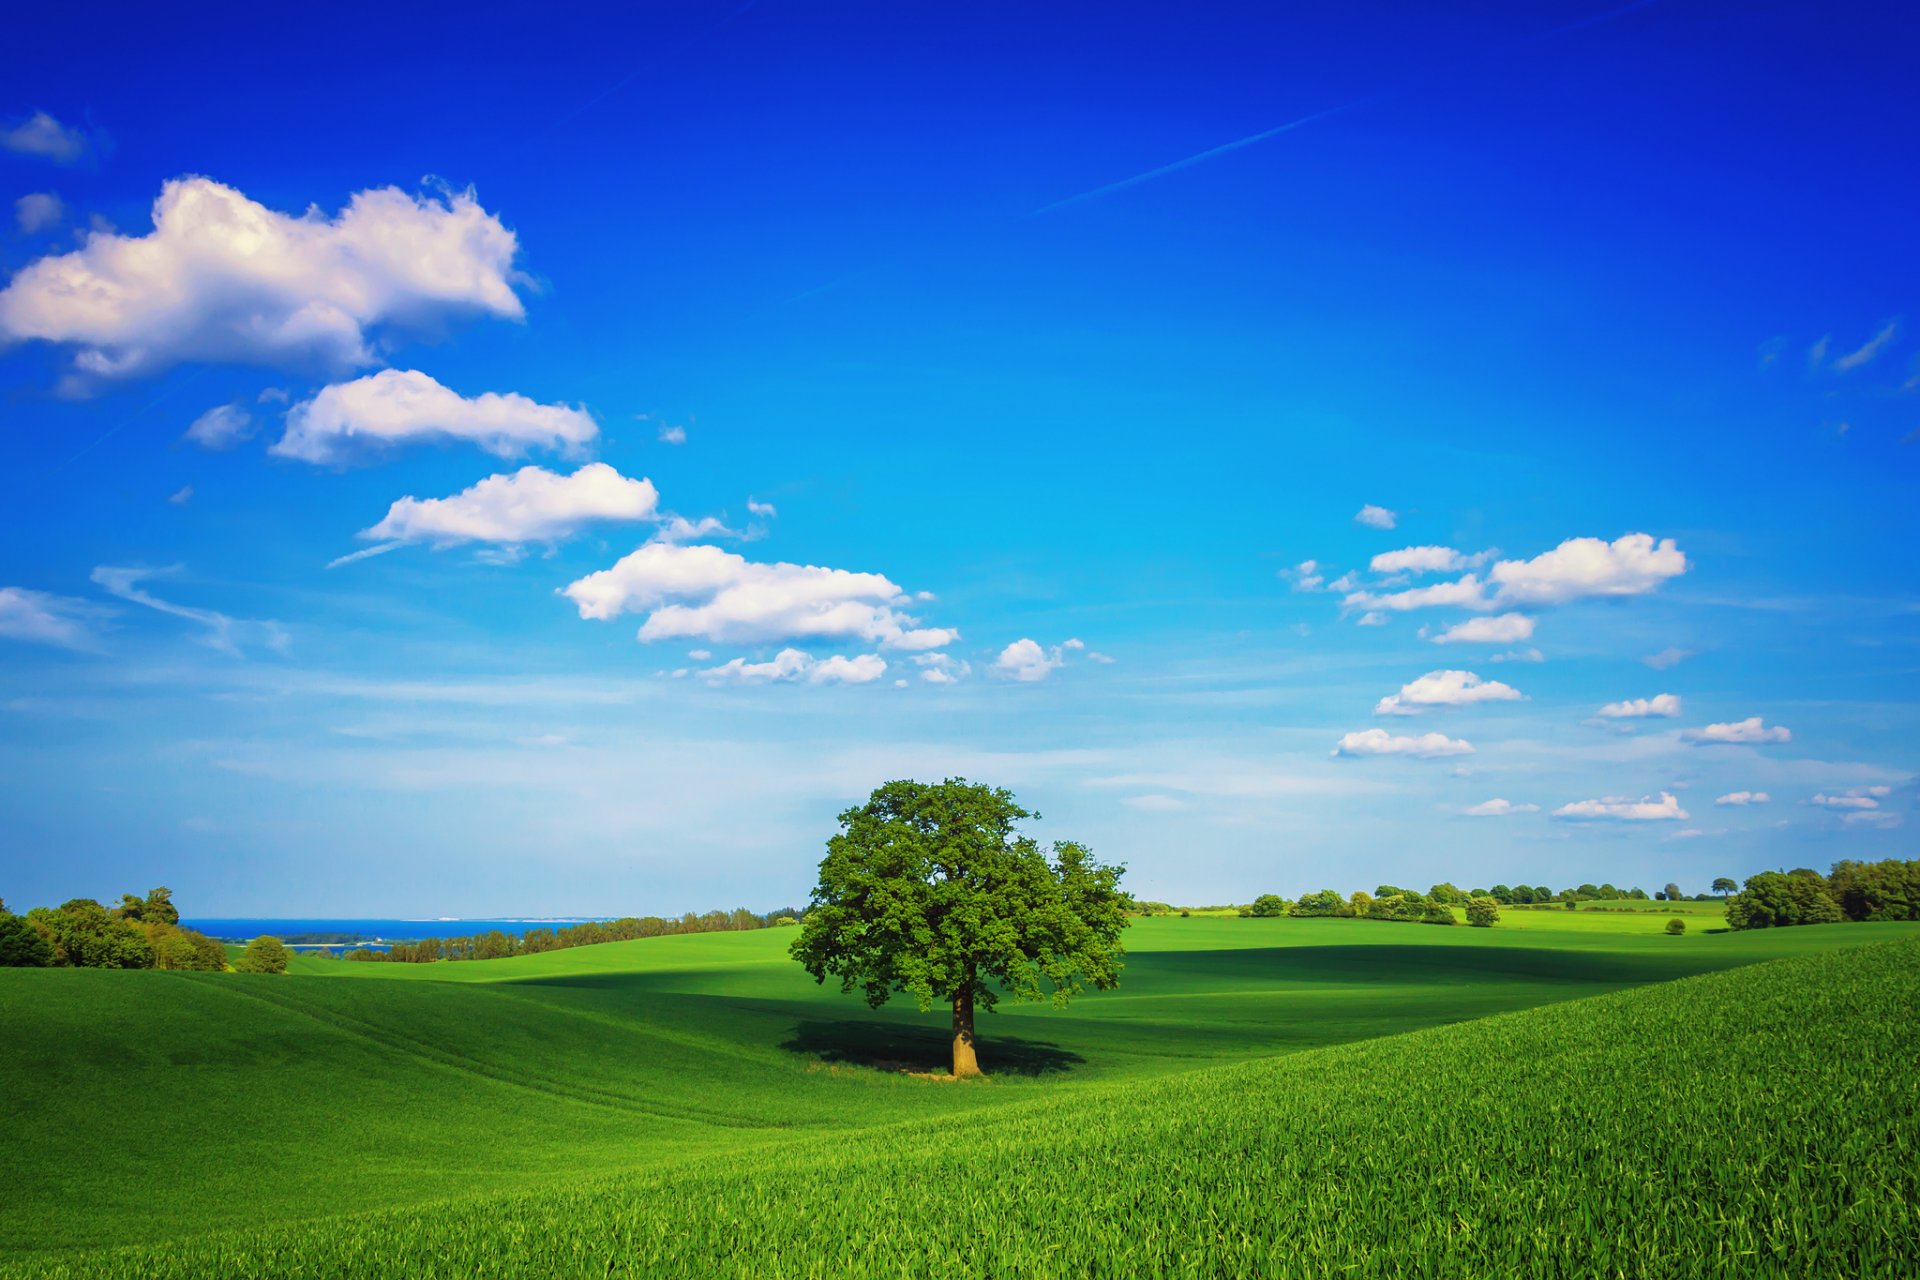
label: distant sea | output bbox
[183,918,614,945]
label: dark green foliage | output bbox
[1248,894,1287,918]
[28,900,153,968]
[1465,897,1500,928]
[234,936,290,974]
[1825,859,1920,922]
[1288,889,1352,918]
[1665,918,1686,936]
[346,907,787,963]
[1712,877,1737,897]
[1419,903,1456,926]
[1425,883,1466,905]
[790,779,1127,1027]
[1726,870,1844,930]
[1362,893,1428,923]
[0,911,53,967]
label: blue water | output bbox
[183,918,613,944]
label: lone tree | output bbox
[790,778,1128,1078]
[1711,876,1737,899]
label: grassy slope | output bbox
[10,934,1915,1279]
[2,915,1910,1263]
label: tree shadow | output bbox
[781,1019,1085,1078]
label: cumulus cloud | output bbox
[698,648,886,686]
[0,177,523,382]
[1370,545,1490,575]
[651,514,743,544]
[0,112,92,165]
[1714,791,1770,806]
[1811,786,1890,810]
[1431,612,1534,645]
[1488,534,1687,606]
[1464,798,1539,817]
[1288,559,1326,592]
[1682,717,1791,746]
[14,192,63,234]
[993,638,1077,683]
[0,586,103,650]
[1374,669,1523,716]
[915,652,971,685]
[747,498,777,518]
[562,541,953,650]
[1332,729,1474,759]
[89,564,285,656]
[273,370,596,465]
[658,423,687,445]
[183,403,255,450]
[361,463,658,547]
[1345,574,1489,614]
[1552,792,1688,821]
[1596,693,1681,719]
[1355,504,1396,529]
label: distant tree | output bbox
[1665,918,1686,936]
[30,900,153,968]
[1288,890,1352,918]
[1824,859,1920,922]
[1725,871,1843,930]
[1374,885,1415,900]
[1663,883,1683,903]
[1465,897,1501,928]
[1653,890,1668,901]
[790,779,1127,1078]
[1420,903,1457,926]
[0,911,54,967]
[1249,894,1287,918]
[1564,898,1579,911]
[235,936,291,974]
[1348,890,1374,917]
[1711,877,1738,899]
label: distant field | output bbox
[4,914,1914,1275]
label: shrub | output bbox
[1565,899,1579,911]
[1288,890,1353,919]
[1665,918,1686,936]
[1249,894,1287,918]
[1465,897,1500,928]
[1364,894,1426,923]
[1420,903,1457,926]
[235,936,291,974]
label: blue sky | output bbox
[1,0,1913,915]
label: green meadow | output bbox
[4,912,1917,1277]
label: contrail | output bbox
[1025,0,1660,219]
[326,542,402,570]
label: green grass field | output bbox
[4,913,1915,1276]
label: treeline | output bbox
[1134,880,1728,920]
[1726,859,1920,930]
[344,906,804,964]
[0,889,228,970]
[1278,888,1478,926]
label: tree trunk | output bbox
[951,986,981,1078]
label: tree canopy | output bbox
[790,778,1127,1077]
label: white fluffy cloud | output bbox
[0,586,102,650]
[1371,545,1489,575]
[1431,612,1534,645]
[0,112,91,165]
[1489,534,1687,606]
[993,638,1076,683]
[562,541,954,650]
[0,178,523,381]
[273,370,596,465]
[1596,693,1681,719]
[1811,786,1890,810]
[1332,729,1474,759]
[183,403,255,449]
[1464,798,1539,817]
[698,648,886,686]
[747,498,777,518]
[1682,717,1791,746]
[916,652,971,685]
[1374,669,1523,716]
[1345,574,1489,614]
[1355,504,1397,529]
[14,192,63,234]
[1553,792,1689,821]
[361,464,658,546]
[1714,791,1770,806]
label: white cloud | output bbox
[1332,729,1474,759]
[1356,611,1388,627]
[1355,504,1396,529]
[994,638,1069,683]
[1682,717,1791,746]
[1488,534,1687,606]
[1344,574,1488,614]
[1811,786,1889,810]
[747,498,777,518]
[1841,810,1902,829]
[167,485,194,505]
[658,424,687,445]
[89,565,285,657]
[0,586,102,650]
[1086,651,1116,664]
[1552,792,1689,821]
[1375,669,1523,716]
[273,370,596,465]
[651,515,744,544]
[698,648,886,686]
[0,177,523,382]
[1829,320,1900,373]
[1488,647,1544,664]
[183,403,255,450]
[1288,559,1325,592]
[0,112,91,165]
[915,653,971,685]
[14,192,63,234]
[1431,612,1534,645]
[1370,545,1490,575]
[1714,790,1770,806]
[361,463,658,546]
[1464,798,1539,817]
[562,541,953,650]
[1643,646,1692,671]
[1596,693,1681,719]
